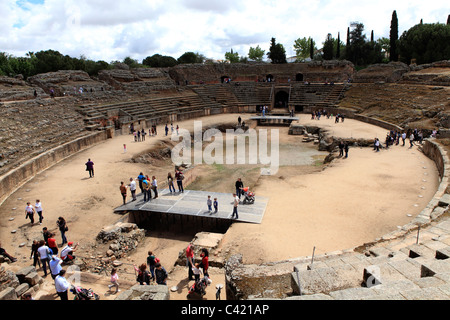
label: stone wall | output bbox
[169,60,355,85]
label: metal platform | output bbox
[250,115,299,125]
[114,189,268,224]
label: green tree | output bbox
[225,49,240,63]
[267,37,287,64]
[293,37,315,61]
[248,45,265,61]
[143,54,178,67]
[390,10,399,61]
[122,57,140,68]
[177,52,204,64]
[377,37,390,60]
[336,32,341,58]
[398,23,450,64]
[345,23,367,65]
[34,50,68,74]
[322,33,334,60]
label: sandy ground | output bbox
[0,113,439,300]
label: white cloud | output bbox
[1,0,448,62]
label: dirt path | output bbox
[0,114,439,300]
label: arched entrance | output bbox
[296,73,304,82]
[274,90,289,108]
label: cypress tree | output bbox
[310,38,314,59]
[346,27,350,47]
[447,14,449,25]
[389,10,399,61]
[336,32,341,58]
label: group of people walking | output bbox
[119,169,186,205]
[374,128,425,152]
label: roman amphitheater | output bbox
[1,60,450,301]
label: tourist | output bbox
[171,123,174,134]
[123,144,127,153]
[35,199,44,225]
[137,130,141,142]
[61,241,78,263]
[165,124,169,136]
[57,217,68,245]
[128,178,137,201]
[47,233,58,255]
[25,202,36,225]
[85,158,94,178]
[213,198,218,214]
[0,241,17,263]
[238,116,242,126]
[22,292,34,300]
[167,172,175,193]
[108,268,120,293]
[186,243,195,280]
[133,130,137,141]
[134,263,151,285]
[374,138,380,152]
[37,240,51,276]
[141,129,146,141]
[192,263,202,282]
[200,248,209,277]
[143,176,151,202]
[54,270,70,300]
[137,172,145,194]
[232,193,239,219]
[147,251,157,282]
[42,227,51,245]
[30,240,41,268]
[344,142,349,159]
[338,141,344,157]
[409,133,415,148]
[235,178,244,200]
[155,262,168,285]
[153,124,157,135]
[175,170,184,193]
[176,125,179,135]
[207,196,212,213]
[120,181,127,205]
[49,254,63,280]
[151,176,158,199]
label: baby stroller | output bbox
[70,285,100,300]
[241,187,255,205]
[187,276,212,299]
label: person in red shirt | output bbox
[47,234,58,255]
[200,248,209,278]
[186,244,195,280]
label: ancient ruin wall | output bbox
[169,60,355,85]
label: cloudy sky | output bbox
[1,0,448,62]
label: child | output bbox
[207,196,212,213]
[192,263,202,282]
[108,268,119,293]
[213,198,218,213]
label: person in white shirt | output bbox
[152,176,158,199]
[55,270,70,300]
[35,200,44,225]
[231,194,239,219]
[129,178,137,201]
[49,255,63,279]
[25,202,36,225]
[61,242,78,263]
[37,240,51,276]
